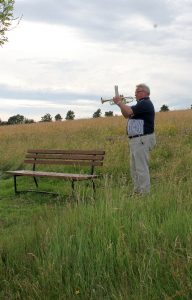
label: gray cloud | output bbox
[0,83,101,101]
[15,0,174,25]
[14,0,192,46]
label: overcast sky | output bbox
[0,0,192,121]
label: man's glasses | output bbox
[135,90,143,95]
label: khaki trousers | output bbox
[129,133,156,195]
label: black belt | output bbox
[129,133,154,139]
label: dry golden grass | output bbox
[0,109,191,176]
[1,109,191,138]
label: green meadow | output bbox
[0,110,191,299]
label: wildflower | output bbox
[75,291,80,295]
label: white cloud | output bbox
[76,99,98,104]
[0,99,99,110]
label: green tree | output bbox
[55,114,63,121]
[24,118,35,124]
[0,118,7,125]
[7,114,24,124]
[0,0,22,46]
[93,109,102,118]
[65,110,75,120]
[105,111,113,117]
[160,104,169,112]
[41,113,52,122]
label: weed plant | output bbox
[0,110,192,299]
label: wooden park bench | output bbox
[6,149,105,198]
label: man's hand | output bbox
[113,95,120,104]
[113,94,124,105]
[113,94,133,118]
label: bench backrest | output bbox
[24,150,105,174]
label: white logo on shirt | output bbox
[127,119,144,136]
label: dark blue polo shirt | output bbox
[129,97,155,135]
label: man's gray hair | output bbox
[136,83,150,95]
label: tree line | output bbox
[0,109,115,125]
[0,105,170,125]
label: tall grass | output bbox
[0,110,192,299]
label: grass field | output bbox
[0,110,192,299]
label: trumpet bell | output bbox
[101,98,117,105]
[101,97,113,104]
[101,97,105,104]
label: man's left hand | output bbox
[113,94,123,104]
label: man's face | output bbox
[135,87,148,102]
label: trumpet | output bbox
[101,96,135,105]
[101,85,135,105]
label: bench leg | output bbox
[92,180,96,193]
[14,175,18,195]
[12,175,57,195]
[71,180,76,201]
[33,177,38,187]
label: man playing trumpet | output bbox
[113,84,156,196]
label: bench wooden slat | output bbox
[25,154,104,161]
[24,160,103,167]
[27,149,105,155]
[6,170,100,181]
